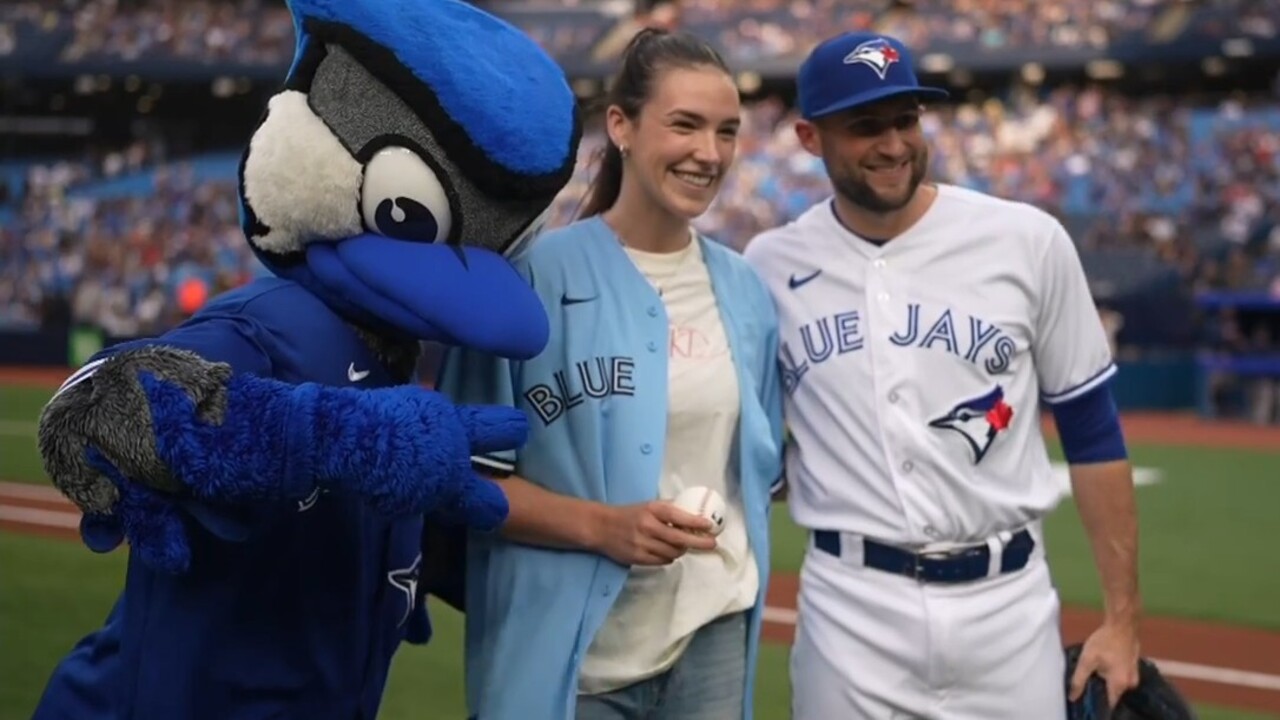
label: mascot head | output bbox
[237,0,581,359]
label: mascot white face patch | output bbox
[241,90,364,254]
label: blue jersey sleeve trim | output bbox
[55,357,111,397]
[471,454,515,476]
[1051,377,1128,464]
[1041,363,1117,405]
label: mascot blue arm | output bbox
[32,0,581,718]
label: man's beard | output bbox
[829,150,927,214]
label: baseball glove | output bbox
[1065,643,1198,720]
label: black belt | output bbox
[813,528,1035,584]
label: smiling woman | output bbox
[577,27,742,241]
[432,26,788,720]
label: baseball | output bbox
[671,486,726,537]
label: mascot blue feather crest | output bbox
[30,0,581,716]
[286,0,578,183]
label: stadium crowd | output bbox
[3,0,294,66]
[877,0,1160,50]
[5,0,1279,68]
[673,0,1174,62]
[1,162,255,335]
[4,86,1278,335]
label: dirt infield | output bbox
[0,367,73,388]
[4,366,1280,713]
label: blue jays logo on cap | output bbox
[928,385,1015,464]
[797,31,948,120]
[844,38,900,80]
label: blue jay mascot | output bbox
[31,0,580,717]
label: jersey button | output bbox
[924,525,941,539]
[647,341,658,352]
[641,443,653,454]
[888,391,899,403]
[873,259,886,269]
[901,460,914,472]
[877,292,890,303]
[647,306,659,317]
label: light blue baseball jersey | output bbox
[435,215,785,720]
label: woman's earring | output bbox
[619,145,630,158]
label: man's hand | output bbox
[1069,620,1142,708]
[1067,458,1143,708]
[595,501,716,566]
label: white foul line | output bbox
[762,606,798,624]
[1153,659,1280,692]
[760,608,1280,693]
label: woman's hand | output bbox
[592,500,717,566]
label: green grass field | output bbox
[2,382,1277,719]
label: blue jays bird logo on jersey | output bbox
[928,385,1015,464]
[843,38,900,80]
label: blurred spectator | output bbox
[1099,304,1126,358]
[500,5,619,59]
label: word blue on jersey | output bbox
[31,0,582,716]
[436,216,786,720]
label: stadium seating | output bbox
[4,91,1276,333]
[1,0,1277,420]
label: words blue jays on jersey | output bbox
[782,303,1016,395]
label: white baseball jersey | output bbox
[743,184,1115,546]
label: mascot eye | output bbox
[360,146,454,242]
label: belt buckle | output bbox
[911,549,955,581]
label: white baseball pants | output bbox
[790,530,1067,720]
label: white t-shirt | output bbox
[578,236,759,694]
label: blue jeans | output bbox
[574,610,748,720]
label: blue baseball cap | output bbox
[797,32,948,120]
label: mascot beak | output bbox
[305,236,548,359]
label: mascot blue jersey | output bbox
[30,0,582,716]
[34,278,429,720]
